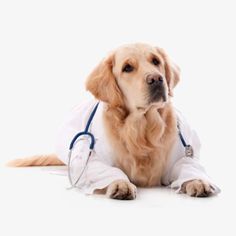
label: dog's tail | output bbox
[7,154,65,167]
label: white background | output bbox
[0,0,235,235]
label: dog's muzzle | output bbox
[146,73,167,103]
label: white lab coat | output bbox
[55,99,220,195]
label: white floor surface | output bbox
[0,165,234,236]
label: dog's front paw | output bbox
[106,180,137,200]
[181,179,213,197]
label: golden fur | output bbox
[103,104,177,187]
[7,154,64,167]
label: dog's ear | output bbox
[156,47,180,96]
[86,53,124,107]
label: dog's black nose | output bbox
[146,74,163,85]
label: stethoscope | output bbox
[67,102,99,188]
[67,102,194,188]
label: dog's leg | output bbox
[181,179,213,197]
[106,180,137,200]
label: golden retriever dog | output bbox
[8,43,217,199]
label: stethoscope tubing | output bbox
[67,102,193,188]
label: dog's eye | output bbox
[152,58,160,66]
[122,64,134,73]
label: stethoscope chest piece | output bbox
[177,121,194,158]
[185,144,194,158]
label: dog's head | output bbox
[86,43,180,111]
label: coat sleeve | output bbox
[55,102,130,195]
[68,141,130,194]
[162,111,220,194]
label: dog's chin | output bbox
[148,98,167,109]
[150,99,166,108]
[137,97,167,113]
